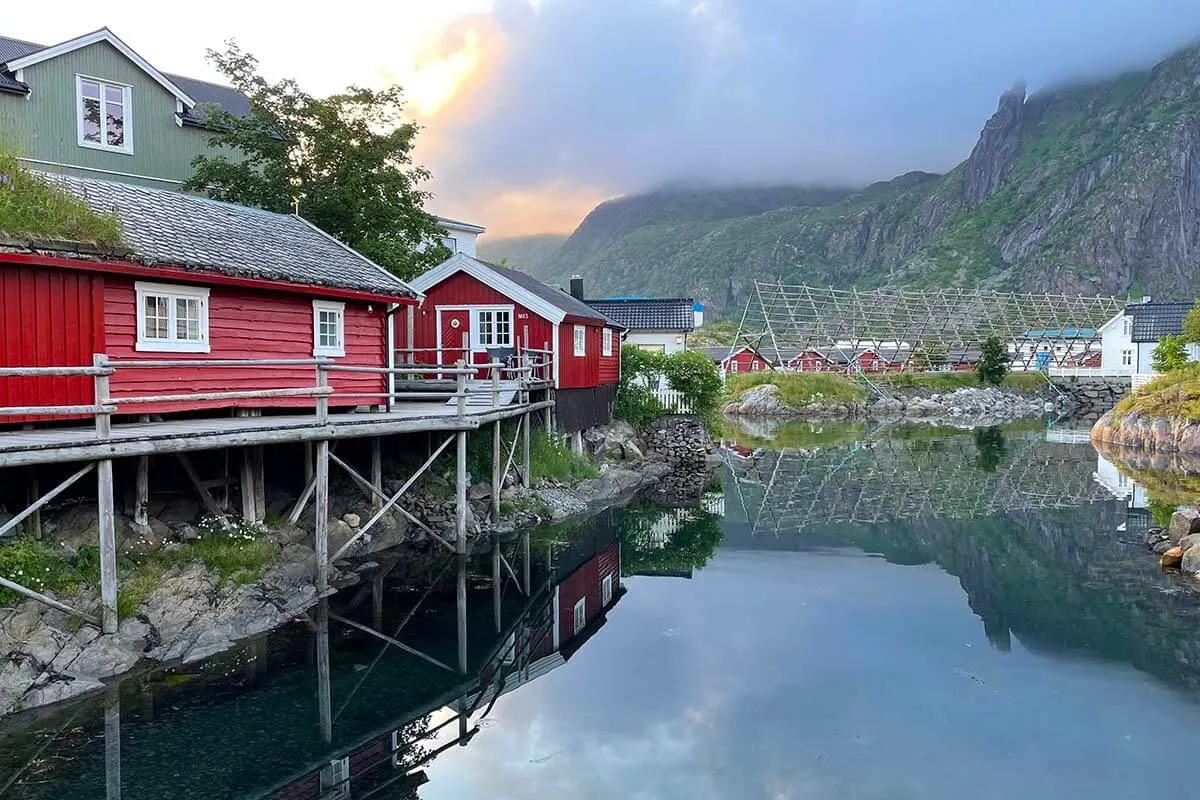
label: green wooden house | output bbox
[0,27,246,190]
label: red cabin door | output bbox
[439,309,471,365]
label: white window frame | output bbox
[473,306,514,349]
[134,282,210,353]
[1121,349,1133,367]
[602,328,613,357]
[320,757,350,800]
[602,573,613,606]
[313,301,346,358]
[1123,318,1132,337]
[728,359,739,373]
[76,74,133,155]
[573,597,586,634]
[440,235,458,253]
[573,325,586,357]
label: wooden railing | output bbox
[0,351,541,429]
[395,334,554,384]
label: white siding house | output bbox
[436,216,485,259]
[1098,311,1135,373]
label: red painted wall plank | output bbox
[103,278,387,415]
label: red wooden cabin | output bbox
[717,346,774,375]
[786,350,834,372]
[0,174,417,422]
[403,254,622,432]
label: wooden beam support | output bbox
[172,454,228,519]
[329,611,457,673]
[493,535,502,633]
[523,530,531,596]
[0,463,95,540]
[26,471,41,540]
[522,412,532,489]
[315,440,330,594]
[456,555,468,674]
[97,458,118,634]
[316,600,332,744]
[371,437,383,511]
[104,687,121,800]
[456,431,468,553]
[133,456,150,534]
[491,422,502,523]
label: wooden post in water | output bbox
[523,530,531,596]
[105,685,121,800]
[456,554,468,675]
[315,440,330,594]
[94,354,118,634]
[371,437,383,511]
[316,599,332,744]
[372,570,385,631]
[492,534,502,633]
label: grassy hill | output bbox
[525,44,1200,315]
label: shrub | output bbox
[1152,335,1189,373]
[661,349,723,418]
[976,335,1009,386]
[1183,300,1200,343]
[0,537,72,604]
[613,381,665,427]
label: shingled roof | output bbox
[34,173,416,298]
[1126,302,1193,343]
[584,298,696,332]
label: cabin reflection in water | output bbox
[0,512,626,800]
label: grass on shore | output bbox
[0,146,124,246]
[530,431,599,481]
[1112,364,1200,421]
[724,372,868,407]
[876,371,1048,393]
[0,518,276,619]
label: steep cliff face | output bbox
[534,43,1200,313]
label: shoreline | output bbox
[0,419,717,718]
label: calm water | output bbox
[5,423,1200,799]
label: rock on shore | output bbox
[1091,409,1200,454]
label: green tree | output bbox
[976,335,1009,386]
[661,349,723,418]
[908,346,931,372]
[1182,300,1200,344]
[973,426,1008,473]
[183,42,448,280]
[614,345,667,426]
[1151,335,1189,372]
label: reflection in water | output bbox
[13,427,1200,798]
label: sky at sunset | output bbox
[9,1,1200,238]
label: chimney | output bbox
[570,275,584,300]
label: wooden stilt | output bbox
[133,455,149,534]
[544,390,554,433]
[491,422,502,523]
[371,437,383,511]
[456,554,468,674]
[522,412,532,489]
[316,600,332,744]
[315,440,330,594]
[303,442,314,487]
[173,454,226,519]
[372,571,385,631]
[455,430,468,550]
[104,686,121,800]
[240,443,257,523]
[493,535,502,633]
[253,446,266,522]
[98,458,118,634]
[26,471,41,540]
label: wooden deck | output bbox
[0,398,553,468]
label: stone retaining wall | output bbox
[1051,376,1131,417]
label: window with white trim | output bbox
[573,598,586,634]
[135,283,209,353]
[77,76,131,154]
[728,359,739,373]
[602,328,613,356]
[573,325,586,357]
[1123,317,1132,337]
[602,573,613,605]
[476,309,513,347]
[1121,349,1133,367]
[313,301,345,357]
[440,235,458,252]
[320,757,350,800]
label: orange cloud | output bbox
[459,181,610,237]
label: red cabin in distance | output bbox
[0,174,418,423]
[403,254,622,433]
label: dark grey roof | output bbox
[0,35,248,120]
[0,35,39,93]
[1126,302,1192,343]
[40,173,414,297]
[584,298,695,332]
[166,73,251,123]
[480,261,613,325]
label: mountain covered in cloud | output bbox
[514,43,1200,314]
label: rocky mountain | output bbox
[476,233,567,272]
[527,43,1200,314]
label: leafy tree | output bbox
[614,345,667,426]
[908,346,930,372]
[926,342,948,369]
[976,335,1009,386]
[1152,335,1189,372]
[183,42,448,280]
[1182,300,1200,343]
[661,349,723,418]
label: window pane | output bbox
[81,97,101,143]
[104,85,124,103]
[81,80,101,99]
[175,298,202,340]
[106,102,125,147]
[143,295,168,339]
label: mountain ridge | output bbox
[507,42,1200,313]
